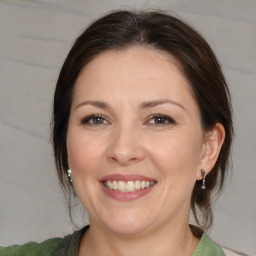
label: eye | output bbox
[148,114,176,125]
[81,114,108,125]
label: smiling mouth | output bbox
[103,180,156,192]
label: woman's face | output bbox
[67,46,207,235]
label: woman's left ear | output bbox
[197,123,225,180]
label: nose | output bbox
[106,124,145,166]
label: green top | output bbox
[0,226,225,256]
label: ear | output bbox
[196,123,225,180]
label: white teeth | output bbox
[104,180,155,192]
[135,180,141,190]
[118,181,126,191]
[126,181,135,191]
[107,180,113,189]
[112,180,118,190]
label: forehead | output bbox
[72,46,196,109]
[77,46,184,79]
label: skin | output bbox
[66,46,225,256]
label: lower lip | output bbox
[100,182,155,201]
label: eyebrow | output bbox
[75,99,186,112]
[140,99,186,111]
[75,101,109,110]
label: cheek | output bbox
[66,130,108,210]
[147,130,203,179]
[67,129,106,177]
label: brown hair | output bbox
[51,10,233,235]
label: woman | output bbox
[0,10,233,256]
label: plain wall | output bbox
[0,0,255,255]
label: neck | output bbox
[79,219,200,256]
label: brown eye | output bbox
[148,114,175,125]
[81,114,107,125]
[92,116,104,124]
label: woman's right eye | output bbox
[81,114,108,125]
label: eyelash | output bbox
[80,114,107,125]
[80,114,176,126]
[148,114,176,126]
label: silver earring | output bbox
[67,169,72,183]
[201,169,206,189]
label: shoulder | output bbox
[192,233,226,256]
[0,226,87,256]
[0,237,68,256]
[0,235,72,256]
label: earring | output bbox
[67,168,72,183]
[201,169,206,190]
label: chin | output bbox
[98,209,155,236]
[106,221,151,236]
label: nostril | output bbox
[109,155,142,166]
[106,130,146,165]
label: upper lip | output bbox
[100,174,156,182]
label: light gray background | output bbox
[0,0,255,255]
